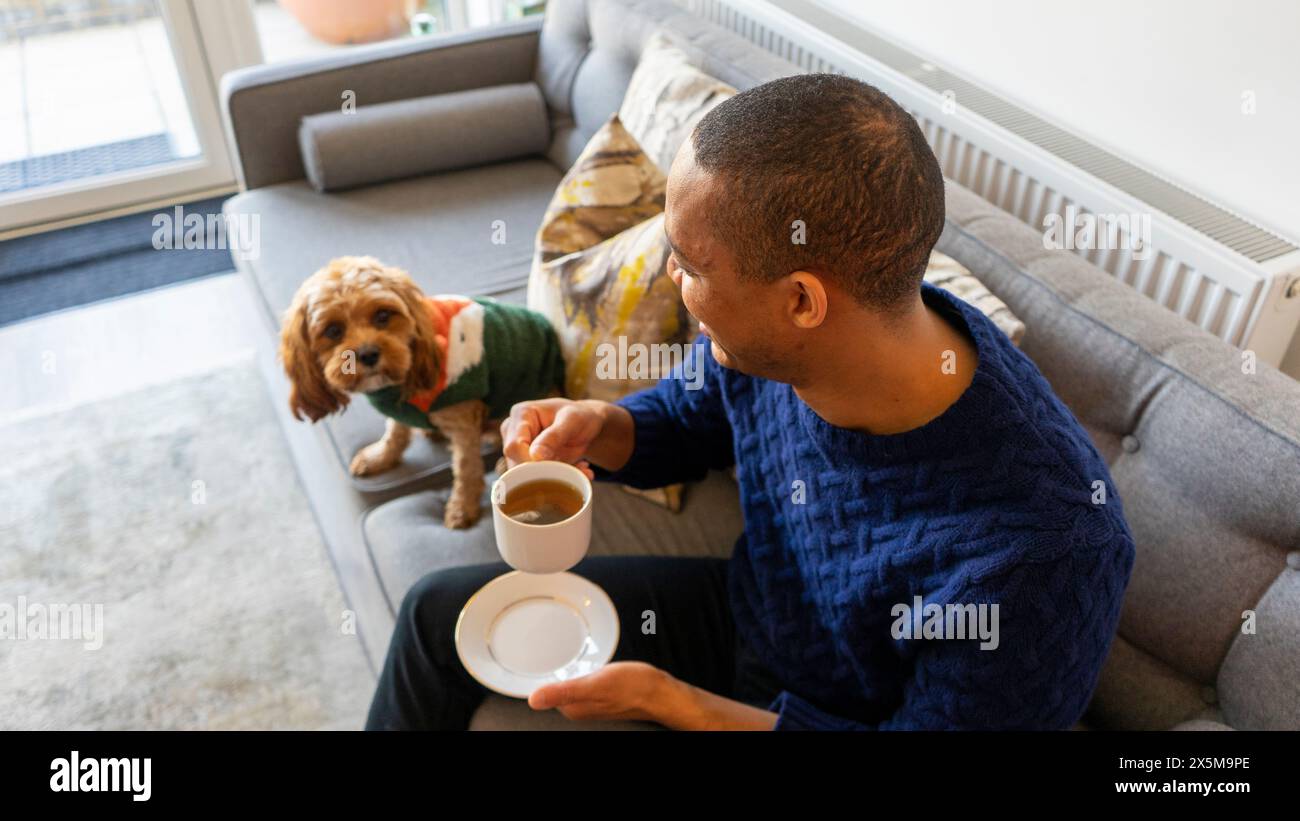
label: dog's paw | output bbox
[349,444,397,477]
[443,499,481,529]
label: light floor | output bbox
[0,272,262,426]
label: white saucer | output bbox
[455,571,620,699]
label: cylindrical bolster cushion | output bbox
[298,82,551,192]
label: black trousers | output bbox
[364,556,783,730]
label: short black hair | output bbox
[690,73,945,316]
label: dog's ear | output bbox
[387,269,442,399]
[279,293,347,422]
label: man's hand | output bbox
[528,662,674,723]
[500,397,635,477]
[528,662,779,730]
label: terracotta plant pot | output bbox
[277,0,417,45]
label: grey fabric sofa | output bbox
[220,0,1300,731]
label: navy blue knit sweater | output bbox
[595,281,1136,730]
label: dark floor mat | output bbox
[0,195,236,326]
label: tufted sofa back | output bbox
[533,0,796,170]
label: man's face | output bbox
[664,140,791,378]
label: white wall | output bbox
[810,0,1300,375]
[812,0,1300,243]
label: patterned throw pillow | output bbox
[534,213,693,402]
[617,32,737,173]
[529,115,693,511]
[924,250,1027,345]
[532,116,666,266]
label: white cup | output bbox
[490,460,593,574]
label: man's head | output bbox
[664,73,945,381]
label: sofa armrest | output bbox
[220,17,544,191]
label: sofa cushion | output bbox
[226,159,562,489]
[1082,634,1217,730]
[362,468,742,612]
[1217,561,1300,729]
[298,82,551,192]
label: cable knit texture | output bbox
[593,281,1137,730]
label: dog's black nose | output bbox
[357,345,381,367]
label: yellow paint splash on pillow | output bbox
[611,254,650,340]
[569,337,595,397]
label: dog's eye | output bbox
[323,322,344,341]
[373,309,392,328]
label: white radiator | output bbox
[676,0,1300,366]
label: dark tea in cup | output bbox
[499,478,585,525]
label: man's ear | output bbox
[787,271,829,329]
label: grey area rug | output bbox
[0,359,375,729]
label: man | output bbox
[365,74,1136,731]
